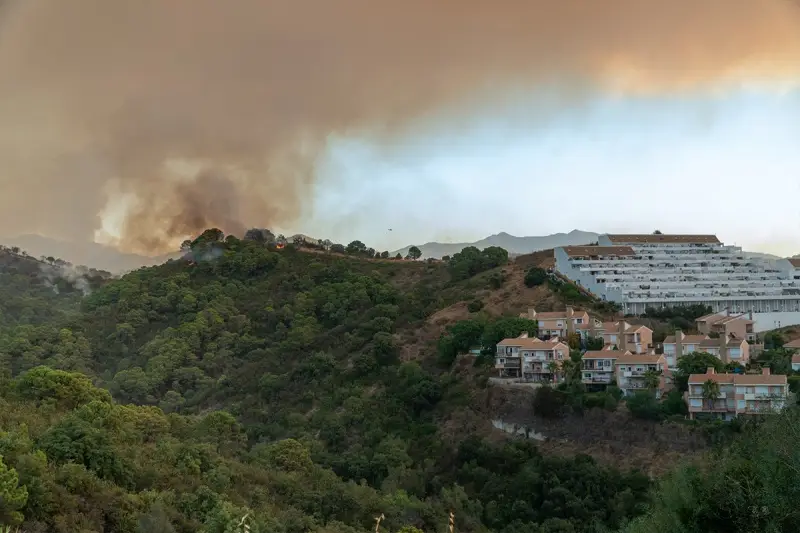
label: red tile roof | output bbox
[582,350,629,359]
[605,234,720,244]
[688,372,787,386]
[562,246,635,258]
[615,354,665,365]
[497,338,567,350]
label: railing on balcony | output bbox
[495,360,521,368]
[582,376,612,383]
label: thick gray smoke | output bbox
[0,0,798,254]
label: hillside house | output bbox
[697,335,750,365]
[793,354,800,372]
[686,367,788,420]
[496,335,569,381]
[522,306,601,339]
[614,353,668,398]
[784,338,800,351]
[598,321,654,354]
[696,312,756,342]
[662,331,709,368]
[582,349,628,385]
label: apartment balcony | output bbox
[743,393,783,401]
[495,360,521,369]
[623,370,651,377]
[582,376,613,384]
[688,392,727,400]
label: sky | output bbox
[298,84,800,255]
[1,0,800,257]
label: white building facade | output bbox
[555,235,800,332]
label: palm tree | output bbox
[701,379,721,411]
[643,369,662,391]
[547,361,559,383]
[561,356,583,384]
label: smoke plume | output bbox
[0,0,798,254]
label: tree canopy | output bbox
[0,231,652,532]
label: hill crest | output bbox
[394,229,598,259]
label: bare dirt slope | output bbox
[398,250,564,361]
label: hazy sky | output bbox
[2,0,800,257]
[296,84,800,254]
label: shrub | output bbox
[467,300,484,313]
[532,386,568,418]
[583,392,618,411]
[789,375,800,394]
[660,388,688,416]
[524,267,548,288]
[626,391,663,421]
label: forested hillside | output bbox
[0,231,657,533]
[0,246,109,328]
[1,229,791,533]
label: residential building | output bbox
[698,335,750,365]
[787,340,800,371]
[554,234,800,332]
[784,338,800,351]
[521,306,599,339]
[614,353,668,398]
[662,331,708,368]
[597,321,653,354]
[695,312,756,342]
[686,367,788,420]
[662,330,750,368]
[495,334,569,381]
[582,349,627,385]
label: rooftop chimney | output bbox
[762,367,771,376]
[675,329,685,341]
[707,367,716,374]
[566,306,574,317]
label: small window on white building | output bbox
[737,400,745,409]
[690,399,702,408]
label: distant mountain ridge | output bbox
[0,234,179,274]
[393,230,600,259]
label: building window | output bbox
[737,400,745,409]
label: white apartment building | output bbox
[554,234,800,332]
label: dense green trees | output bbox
[0,232,657,532]
[672,352,724,392]
[626,408,800,533]
[436,317,537,367]
[448,247,508,281]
